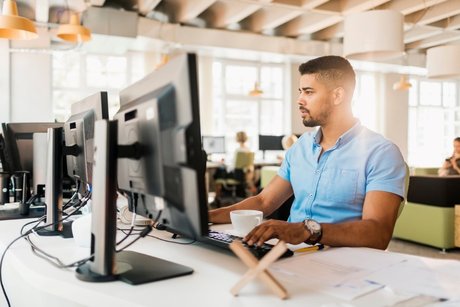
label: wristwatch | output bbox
[303,218,322,245]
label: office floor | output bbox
[387,238,460,260]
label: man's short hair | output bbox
[298,56,356,93]
[454,137,460,143]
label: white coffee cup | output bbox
[230,210,263,237]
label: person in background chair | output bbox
[209,55,406,250]
[212,131,256,207]
[438,137,460,176]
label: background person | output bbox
[438,137,460,176]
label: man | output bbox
[209,55,406,250]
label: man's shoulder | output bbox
[357,127,396,148]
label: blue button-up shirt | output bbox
[278,121,406,223]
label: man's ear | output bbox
[332,87,345,106]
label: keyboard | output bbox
[206,230,293,260]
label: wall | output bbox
[10,52,53,122]
[0,39,10,123]
[381,73,409,161]
[6,28,54,123]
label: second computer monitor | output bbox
[258,134,284,151]
[64,92,109,191]
[116,53,208,240]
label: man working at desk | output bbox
[209,55,406,250]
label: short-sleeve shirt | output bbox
[278,121,406,223]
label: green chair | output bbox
[393,175,460,251]
[215,151,255,202]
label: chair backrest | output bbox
[234,151,255,170]
[398,162,410,218]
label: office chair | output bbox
[215,151,255,204]
[398,162,410,218]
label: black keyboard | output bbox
[206,230,293,260]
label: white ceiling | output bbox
[13,0,460,65]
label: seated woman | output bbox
[212,131,256,207]
[438,137,460,176]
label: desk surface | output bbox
[0,219,459,307]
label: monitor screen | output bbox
[258,135,284,151]
[64,92,109,191]
[202,136,225,154]
[116,53,208,239]
[0,122,63,174]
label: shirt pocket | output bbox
[324,168,359,203]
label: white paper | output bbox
[270,247,407,300]
[366,257,460,301]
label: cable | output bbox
[20,216,46,236]
[147,234,196,245]
[24,235,93,269]
[116,223,153,253]
[116,193,137,245]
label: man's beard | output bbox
[300,103,331,128]
[302,118,321,127]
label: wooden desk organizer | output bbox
[229,240,288,299]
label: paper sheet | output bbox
[270,247,407,300]
[366,257,460,301]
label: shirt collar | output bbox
[312,119,362,148]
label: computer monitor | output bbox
[115,53,208,240]
[258,134,284,151]
[0,122,65,197]
[64,92,109,192]
[202,136,226,154]
[0,122,63,174]
[76,53,206,284]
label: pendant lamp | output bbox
[56,13,91,43]
[344,10,404,60]
[426,45,460,79]
[393,76,412,91]
[249,81,263,97]
[0,0,38,40]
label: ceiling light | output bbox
[393,76,412,91]
[249,81,263,97]
[426,45,460,79]
[0,0,38,40]
[343,10,404,60]
[56,13,91,43]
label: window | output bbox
[408,78,460,167]
[52,52,147,122]
[352,72,378,132]
[211,59,286,157]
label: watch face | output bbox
[307,219,321,232]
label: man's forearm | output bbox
[320,219,394,250]
[208,195,264,224]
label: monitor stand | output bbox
[36,127,73,239]
[76,119,193,284]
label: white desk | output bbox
[0,219,459,307]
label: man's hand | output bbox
[243,220,309,246]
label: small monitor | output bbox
[0,122,64,174]
[202,136,225,154]
[116,53,208,239]
[64,92,109,191]
[258,135,284,151]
